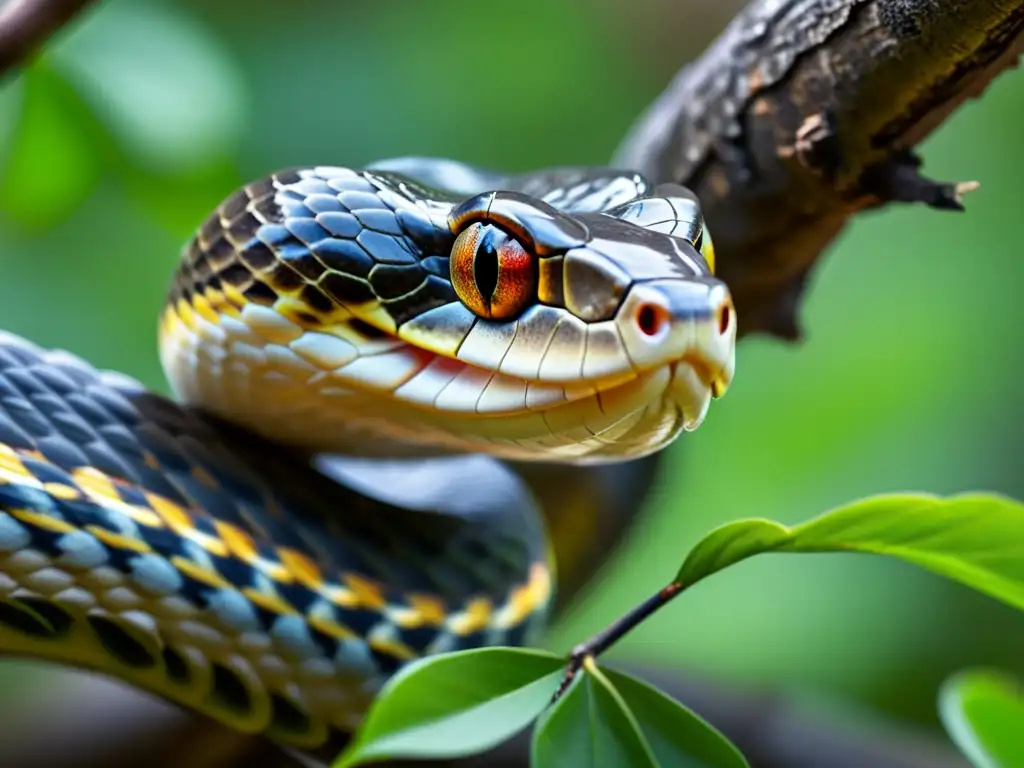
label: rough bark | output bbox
[0,0,96,77]
[0,0,1021,767]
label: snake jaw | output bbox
[672,341,734,433]
[669,342,733,433]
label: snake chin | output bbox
[670,361,714,433]
[670,351,734,434]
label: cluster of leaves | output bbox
[335,493,1024,768]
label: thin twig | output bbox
[0,0,97,78]
[551,582,684,703]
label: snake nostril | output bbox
[636,303,667,337]
[718,302,732,335]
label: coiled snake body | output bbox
[0,158,735,753]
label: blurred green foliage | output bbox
[0,0,1022,744]
[941,669,1024,768]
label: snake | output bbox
[0,157,735,758]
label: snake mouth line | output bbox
[380,339,731,421]
[161,300,731,436]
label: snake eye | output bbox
[450,222,536,319]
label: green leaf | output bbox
[675,518,791,585]
[336,647,564,766]
[676,493,1024,613]
[532,659,657,768]
[48,3,246,174]
[940,669,1024,768]
[601,668,750,768]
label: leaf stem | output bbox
[551,581,684,702]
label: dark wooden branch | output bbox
[0,0,97,78]
[0,1,1019,768]
[615,0,1024,340]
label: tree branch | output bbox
[615,0,1024,340]
[0,0,96,78]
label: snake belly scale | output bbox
[0,158,736,753]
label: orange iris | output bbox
[450,222,536,319]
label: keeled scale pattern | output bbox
[170,167,465,334]
[0,331,550,747]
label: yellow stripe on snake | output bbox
[0,158,735,756]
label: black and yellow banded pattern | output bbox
[0,331,551,747]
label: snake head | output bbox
[409,182,736,461]
[161,166,735,465]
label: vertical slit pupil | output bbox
[473,226,501,307]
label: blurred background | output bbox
[0,0,1022,758]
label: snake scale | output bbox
[0,157,735,756]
